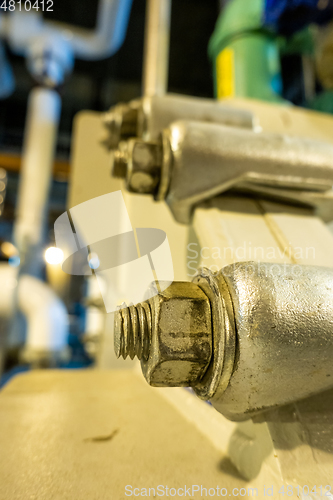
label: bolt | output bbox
[111,139,163,194]
[114,301,152,361]
[103,103,139,150]
[114,281,214,387]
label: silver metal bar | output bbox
[203,262,333,421]
[112,120,333,224]
[159,120,333,223]
[105,93,256,149]
[142,0,172,97]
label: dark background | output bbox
[0,0,220,242]
[0,0,220,159]
[0,0,221,372]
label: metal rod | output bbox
[13,87,61,273]
[142,0,172,97]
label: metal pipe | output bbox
[197,262,333,421]
[19,274,69,366]
[142,0,172,96]
[2,0,133,61]
[13,87,61,272]
[0,264,68,369]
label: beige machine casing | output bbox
[2,99,333,497]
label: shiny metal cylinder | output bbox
[14,87,61,273]
[106,94,256,150]
[142,0,171,96]
[137,94,256,140]
[160,120,333,223]
[194,262,333,421]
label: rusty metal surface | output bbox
[115,281,212,387]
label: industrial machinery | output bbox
[115,262,333,420]
[102,93,257,149]
[110,119,333,223]
[109,63,333,451]
[0,0,133,367]
[65,93,333,494]
[2,0,333,498]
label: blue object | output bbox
[0,42,15,99]
[8,255,20,267]
[264,0,333,35]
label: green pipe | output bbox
[208,0,283,102]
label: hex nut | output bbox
[128,140,162,194]
[104,103,139,150]
[141,281,213,387]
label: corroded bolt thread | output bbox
[114,301,152,361]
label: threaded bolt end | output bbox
[114,301,152,361]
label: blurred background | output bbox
[0,0,221,383]
[1,0,333,385]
